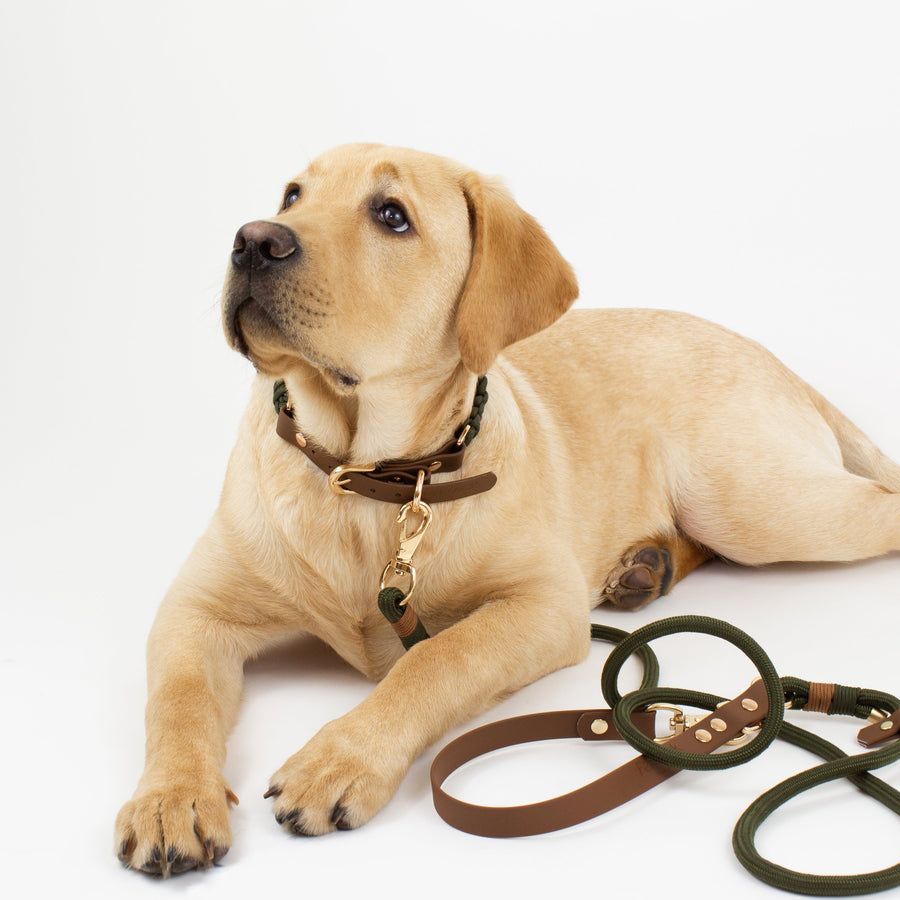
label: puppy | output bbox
[115,143,900,875]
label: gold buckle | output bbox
[647,704,705,743]
[328,463,377,495]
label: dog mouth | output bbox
[229,297,360,389]
[227,297,280,356]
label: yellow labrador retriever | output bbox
[115,143,900,875]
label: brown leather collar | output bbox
[274,391,497,505]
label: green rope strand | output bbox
[458,376,489,445]
[377,587,430,651]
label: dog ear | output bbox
[456,173,578,374]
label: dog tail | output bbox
[810,388,900,492]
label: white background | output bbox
[2,1,900,897]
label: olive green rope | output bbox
[272,375,489,445]
[458,376,488,445]
[733,717,900,896]
[602,616,786,770]
[590,615,900,896]
[590,622,659,693]
[377,587,430,651]
[273,379,290,414]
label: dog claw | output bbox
[263,785,281,799]
[331,805,353,831]
[119,836,136,861]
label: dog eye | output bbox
[376,202,410,233]
[281,186,301,211]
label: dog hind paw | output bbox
[602,545,673,611]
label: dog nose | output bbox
[231,221,299,271]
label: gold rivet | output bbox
[295,432,307,448]
[710,718,727,732]
[694,729,712,743]
[881,721,894,731]
[742,698,759,712]
[591,719,609,735]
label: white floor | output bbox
[3,2,900,898]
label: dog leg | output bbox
[682,465,900,566]
[265,568,591,836]
[602,534,713,610]
[115,526,294,876]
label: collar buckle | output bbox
[328,463,377,495]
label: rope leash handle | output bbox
[429,615,900,897]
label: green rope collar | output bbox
[273,375,489,448]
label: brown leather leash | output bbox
[429,617,900,896]
[431,679,769,838]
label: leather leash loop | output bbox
[431,680,768,839]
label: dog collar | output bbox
[272,376,497,504]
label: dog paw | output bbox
[265,719,405,836]
[602,545,673,610]
[115,774,236,876]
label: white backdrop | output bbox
[2,1,900,897]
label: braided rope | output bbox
[592,617,900,896]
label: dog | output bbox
[115,143,900,875]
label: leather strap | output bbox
[430,680,769,838]
[276,408,497,503]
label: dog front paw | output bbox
[115,772,237,876]
[265,719,405,836]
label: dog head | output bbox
[223,144,578,390]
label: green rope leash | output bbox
[593,616,900,896]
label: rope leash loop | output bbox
[732,689,900,896]
[602,615,785,771]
